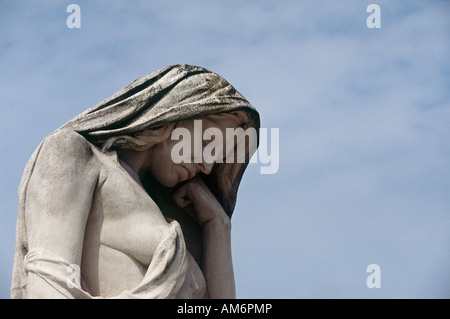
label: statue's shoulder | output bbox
[39,129,97,164]
[24,129,101,200]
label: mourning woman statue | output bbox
[11,64,260,299]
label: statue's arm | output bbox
[173,176,236,299]
[200,209,235,299]
[24,130,99,298]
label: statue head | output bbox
[60,64,260,217]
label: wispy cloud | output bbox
[1,0,449,298]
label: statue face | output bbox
[147,116,240,188]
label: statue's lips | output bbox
[181,165,192,181]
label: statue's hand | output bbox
[172,176,230,229]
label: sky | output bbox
[1,0,449,298]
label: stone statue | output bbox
[11,64,260,299]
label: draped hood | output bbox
[60,63,260,216]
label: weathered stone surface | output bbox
[11,64,259,299]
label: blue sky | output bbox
[1,0,449,298]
